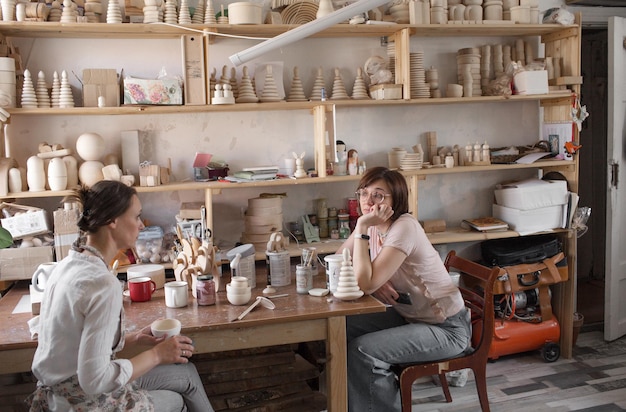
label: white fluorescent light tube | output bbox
[229,0,392,66]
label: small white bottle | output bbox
[482,141,490,164]
[445,153,454,168]
[465,142,473,163]
[473,142,481,163]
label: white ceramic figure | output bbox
[76,132,104,161]
[293,152,307,179]
[36,71,51,108]
[26,155,45,192]
[47,157,68,191]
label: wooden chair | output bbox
[394,251,501,412]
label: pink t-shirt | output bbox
[368,214,464,324]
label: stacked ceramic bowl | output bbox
[387,147,407,170]
[388,2,410,24]
[399,152,423,171]
[410,51,431,99]
[457,48,482,97]
[0,57,16,108]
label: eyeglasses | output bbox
[355,190,391,204]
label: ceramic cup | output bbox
[31,262,57,293]
[226,276,251,305]
[446,84,463,98]
[150,318,181,338]
[164,281,189,308]
[128,276,156,302]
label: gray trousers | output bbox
[346,307,471,412]
[136,363,214,412]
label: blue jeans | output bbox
[346,307,471,412]
[136,363,214,412]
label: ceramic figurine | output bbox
[164,0,177,24]
[204,0,216,24]
[235,66,259,103]
[178,0,191,24]
[106,0,122,23]
[26,155,45,192]
[47,157,67,191]
[293,152,307,179]
[259,64,282,103]
[330,68,349,100]
[58,70,74,108]
[51,71,60,108]
[287,66,307,102]
[229,67,239,99]
[20,69,38,108]
[36,71,51,108]
[309,67,325,101]
[351,67,369,100]
[332,249,364,301]
[192,0,204,23]
[63,155,79,188]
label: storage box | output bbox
[494,179,569,210]
[514,70,549,95]
[82,68,120,107]
[0,246,54,280]
[369,83,403,100]
[493,204,565,234]
[53,208,80,261]
[179,202,205,220]
[0,203,50,239]
[123,76,183,105]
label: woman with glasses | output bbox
[339,166,471,412]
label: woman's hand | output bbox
[153,335,196,365]
[371,281,400,306]
[133,325,165,347]
[358,203,394,227]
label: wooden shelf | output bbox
[5,92,574,116]
[0,160,575,201]
[0,21,579,40]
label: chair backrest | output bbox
[444,251,501,359]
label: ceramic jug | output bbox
[32,262,57,293]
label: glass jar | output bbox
[196,274,216,306]
[339,220,350,239]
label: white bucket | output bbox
[266,251,291,286]
[324,254,343,293]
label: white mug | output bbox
[32,262,57,293]
[164,281,188,308]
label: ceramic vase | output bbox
[47,157,67,191]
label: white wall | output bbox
[10,0,617,249]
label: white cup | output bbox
[164,281,189,308]
[284,158,296,177]
[151,318,181,338]
[32,262,57,293]
[446,84,463,98]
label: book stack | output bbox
[462,217,509,232]
[231,166,279,181]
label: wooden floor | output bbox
[409,329,626,412]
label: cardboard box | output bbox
[0,246,54,280]
[494,179,569,211]
[369,83,403,100]
[53,208,79,261]
[514,70,549,95]
[82,68,120,107]
[123,76,183,105]
[0,203,50,239]
[493,204,565,234]
[179,202,205,220]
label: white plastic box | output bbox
[0,203,49,239]
[494,179,569,210]
[514,70,549,95]
[493,204,565,234]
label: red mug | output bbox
[128,276,156,302]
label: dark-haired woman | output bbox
[339,166,471,411]
[28,180,213,412]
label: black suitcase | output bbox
[481,234,562,267]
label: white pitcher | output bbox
[32,262,57,293]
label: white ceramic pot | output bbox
[47,157,67,191]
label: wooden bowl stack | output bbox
[241,197,285,252]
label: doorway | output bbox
[576,27,608,328]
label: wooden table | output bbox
[0,270,385,412]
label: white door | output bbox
[605,16,626,341]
